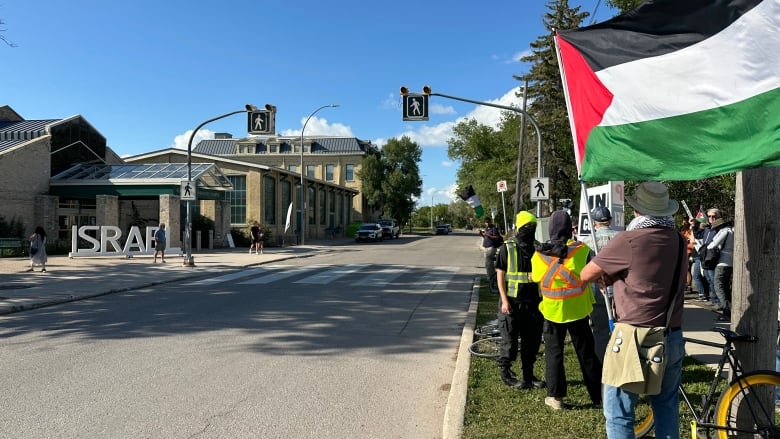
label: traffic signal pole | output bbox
[425,89,544,219]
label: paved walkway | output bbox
[1,240,728,438]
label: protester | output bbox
[494,211,545,389]
[480,217,503,285]
[153,223,167,263]
[690,216,711,301]
[531,210,602,410]
[27,226,48,272]
[701,208,723,308]
[708,217,734,321]
[679,220,694,293]
[580,181,687,439]
[581,206,621,364]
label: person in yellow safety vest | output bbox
[494,211,545,389]
[531,210,603,411]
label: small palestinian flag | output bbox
[695,209,707,223]
[459,185,485,218]
[555,0,780,182]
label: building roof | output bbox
[193,136,378,156]
[0,119,60,153]
[50,162,233,189]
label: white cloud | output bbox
[441,160,453,168]
[430,103,456,115]
[280,116,354,137]
[381,92,400,110]
[170,129,216,150]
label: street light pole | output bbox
[299,104,339,246]
[430,194,434,231]
[183,104,259,266]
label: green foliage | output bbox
[357,136,423,226]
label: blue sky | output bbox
[1,0,615,206]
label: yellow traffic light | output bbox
[422,85,432,95]
[400,86,409,96]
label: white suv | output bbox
[378,219,400,239]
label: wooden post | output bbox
[732,166,780,375]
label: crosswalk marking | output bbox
[185,264,461,287]
[294,263,364,284]
[238,264,323,284]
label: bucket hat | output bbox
[625,182,679,217]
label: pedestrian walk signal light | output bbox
[402,93,428,121]
[248,110,274,135]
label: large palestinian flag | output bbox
[555,0,780,181]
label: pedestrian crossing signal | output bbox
[248,110,274,135]
[402,94,428,121]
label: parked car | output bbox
[445,224,452,233]
[355,223,384,243]
[378,219,400,239]
[435,224,450,235]
[465,224,474,231]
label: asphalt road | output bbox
[0,232,482,439]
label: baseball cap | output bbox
[591,206,612,222]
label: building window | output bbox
[281,179,292,222]
[263,176,276,225]
[269,144,277,153]
[319,188,326,225]
[225,175,246,225]
[289,165,298,174]
[308,186,316,225]
[325,164,335,181]
[337,193,343,226]
[345,164,354,181]
[328,191,336,226]
[306,164,316,178]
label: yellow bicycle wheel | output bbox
[634,395,655,438]
[714,370,780,438]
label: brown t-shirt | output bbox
[592,227,686,328]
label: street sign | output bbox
[181,180,196,200]
[402,94,428,121]
[577,181,625,237]
[248,110,274,134]
[496,180,508,192]
[530,177,550,201]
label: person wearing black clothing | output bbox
[494,211,545,389]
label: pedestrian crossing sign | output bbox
[402,94,428,121]
[181,180,196,200]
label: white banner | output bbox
[284,202,293,233]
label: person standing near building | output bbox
[494,211,545,389]
[27,226,47,272]
[153,223,167,263]
[532,210,602,410]
[250,221,261,254]
[580,181,687,439]
[581,206,621,364]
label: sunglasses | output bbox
[707,215,717,218]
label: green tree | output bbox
[357,136,423,226]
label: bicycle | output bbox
[469,320,502,358]
[634,327,780,438]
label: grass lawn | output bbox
[462,279,720,439]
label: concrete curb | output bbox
[442,277,480,439]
